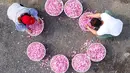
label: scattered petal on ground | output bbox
[71,51,77,57]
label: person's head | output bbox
[90,18,102,28]
[20,13,36,25]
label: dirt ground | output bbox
[0,0,130,73]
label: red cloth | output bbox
[21,15,35,25]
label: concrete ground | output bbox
[0,0,130,73]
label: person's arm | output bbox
[15,23,27,32]
[29,8,39,20]
[26,28,32,33]
[86,25,98,35]
[87,13,101,18]
[15,23,32,33]
[29,8,42,24]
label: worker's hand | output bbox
[86,14,94,18]
[38,18,42,24]
[27,29,33,33]
[85,24,89,29]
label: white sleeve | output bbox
[101,13,112,20]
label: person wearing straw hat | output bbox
[86,11,123,39]
[7,3,41,33]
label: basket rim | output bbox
[87,43,106,62]
[45,0,64,16]
[27,42,46,61]
[64,0,83,18]
[50,54,69,73]
[71,53,91,72]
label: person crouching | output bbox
[86,11,123,39]
[7,3,41,33]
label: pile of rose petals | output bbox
[64,0,83,18]
[72,54,91,72]
[79,12,94,31]
[86,43,106,62]
[45,0,64,16]
[27,42,46,61]
[27,18,44,36]
[50,54,69,73]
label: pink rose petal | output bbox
[27,18,44,36]
[64,0,83,18]
[45,0,64,16]
[27,42,46,61]
[72,54,91,72]
[50,54,69,73]
[86,43,106,62]
[79,12,94,31]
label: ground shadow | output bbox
[90,44,115,72]
[120,0,130,3]
[65,56,77,73]
[43,43,58,58]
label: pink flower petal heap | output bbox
[72,54,91,72]
[86,43,106,62]
[50,54,69,73]
[27,42,46,61]
[64,0,83,18]
[79,12,94,31]
[45,0,64,16]
[27,18,44,36]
